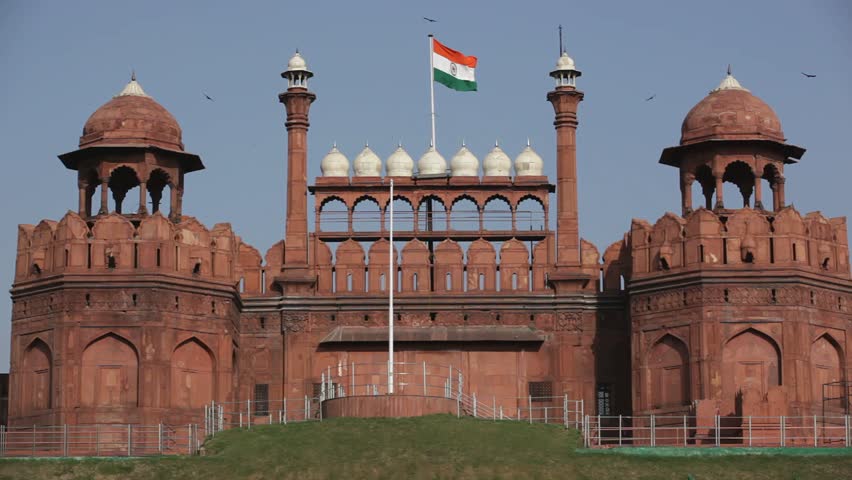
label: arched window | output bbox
[171,338,215,409]
[22,339,52,412]
[648,335,689,408]
[81,333,139,407]
[811,335,843,411]
[450,197,479,231]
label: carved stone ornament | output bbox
[281,312,307,333]
[555,311,582,332]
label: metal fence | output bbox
[202,362,585,437]
[0,424,201,457]
[584,415,852,448]
[204,396,321,435]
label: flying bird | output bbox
[203,92,215,101]
[801,72,816,78]
[645,94,656,102]
[423,17,437,22]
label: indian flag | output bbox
[432,38,477,92]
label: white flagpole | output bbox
[388,178,394,394]
[428,34,436,149]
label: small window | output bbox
[445,272,452,291]
[528,381,553,402]
[478,273,485,290]
[413,272,418,291]
[513,273,519,290]
[156,248,161,267]
[596,384,612,415]
[347,273,353,292]
[254,384,269,416]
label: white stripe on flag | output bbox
[432,53,475,82]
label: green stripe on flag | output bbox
[434,69,477,92]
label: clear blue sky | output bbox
[1,1,850,371]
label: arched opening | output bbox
[81,169,100,217]
[450,196,479,231]
[108,166,141,214]
[693,165,714,210]
[445,272,452,291]
[385,197,414,232]
[147,169,172,215]
[811,335,844,411]
[516,196,545,231]
[22,338,52,412]
[81,333,139,407]
[417,196,447,232]
[762,164,782,211]
[319,197,348,232]
[171,337,215,409]
[483,196,512,231]
[352,197,382,232]
[722,329,781,412]
[722,161,755,208]
[648,335,690,409]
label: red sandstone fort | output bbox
[7,50,852,428]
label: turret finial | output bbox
[727,64,732,76]
[131,69,136,82]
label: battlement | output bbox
[629,207,850,279]
[13,211,264,294]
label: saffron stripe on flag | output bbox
[433,39,477,68]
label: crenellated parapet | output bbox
[629,207,850,280]
[13,211,267,294]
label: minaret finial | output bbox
[131,69,136,82]
[495,139,499,147]
[527,137,531,147]
[398,139,402,148]
[332,140,337,149]
[727,64,732,76]
[462,138,466,147]
[558,25,564,56]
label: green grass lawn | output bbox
[0,415,850,479]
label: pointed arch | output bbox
[722,328,781,411]
[171,337,216,409]
[647,334,689,408]
[811,333,844,409]
[81,333,139,407]
[22,338,52,412]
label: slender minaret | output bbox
[278,52,317,292]
[547,50,584,268]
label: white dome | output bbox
[450,145,479,176]
[287,52,308,71]
[515,144,544,176]
[353,145,382,176]
[555,52,576,71]
[418,146,447,175]
[386,145,414,176]
[321,145,349,177]
[483,144,512,176]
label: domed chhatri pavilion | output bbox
[7,49,851,429]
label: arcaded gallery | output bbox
[7,48,851,443]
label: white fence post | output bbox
[683,416,687,447]
[715,415,720,447]
[814,415,818,447]
[304,395,309,420]
[95,424,100,456]
[63,424,68,457]
[473,393,477,418]
[127,424,132,457]
[528,395,533,424]
[423,362,427,396]
[158,424,163,454]
[780,415,785,447]
[846,415,850,447]
[187,424,192,455]
[283,398,288,424]
[748,416,752,447]
[619,415,623,446]
[563,395,568,429]
[247,400,252,429]
[650,414,656,447]
[493,396,496,422]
